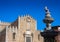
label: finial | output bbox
[44,6,51,17]
[45,6,50,14]
[45,6,48,11]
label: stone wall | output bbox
[0,29,6,42]
[0,15,44,42]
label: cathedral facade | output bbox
[0,15,43,42]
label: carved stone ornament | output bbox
[26,17,31,22]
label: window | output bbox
[25,30,32,42]
[25,37,32,42]
[13,33,16,40]
[26,37,31,42]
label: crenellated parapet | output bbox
[0,21,11,26]
[0,21,11,32]
[10,15,37,32]
[6,26,18,33]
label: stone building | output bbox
[0,15,43,42]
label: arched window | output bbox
[13,33,16,40]
[24,30,32,42]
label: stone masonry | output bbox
[0,15,44,42]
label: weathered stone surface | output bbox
[0,15,43,42]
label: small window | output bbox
[26,37,31,42]
[13,33,16,40]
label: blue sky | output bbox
[0,0,60,30]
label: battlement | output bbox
[0,20,11,26]
[18,15,36,21]
[0,21,11,32]
[6,26,18,33]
